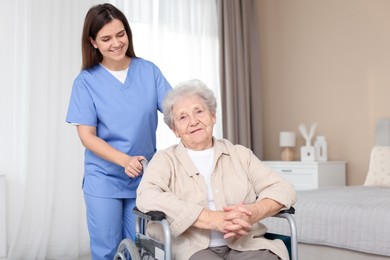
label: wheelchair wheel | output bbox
[113,238,141,260]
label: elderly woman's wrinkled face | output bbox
[172,95,216,150]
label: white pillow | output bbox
[364,146,390,187]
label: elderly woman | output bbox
[136,79,297,260]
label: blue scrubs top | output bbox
[66,58,172,198]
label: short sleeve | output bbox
[153,65,172,112]
[65,76,98,126]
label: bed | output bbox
[262,118,390,260]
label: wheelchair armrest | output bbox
[269,206,298,260]
[276,206,295,216]
[133,207,166,221]
[132,207,172,259]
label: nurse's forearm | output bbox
[90,138,129,167]
[77,125,128,167]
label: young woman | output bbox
[66,3,172,259]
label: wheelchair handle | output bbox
[140,159,148,174]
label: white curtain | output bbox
[0,0,219,259]
[122,0,222,149]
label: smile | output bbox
[190,128,202,134]
[111,45,124,52]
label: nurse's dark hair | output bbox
[162,79,217,130]
[81,3,136,70]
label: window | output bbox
[121,0,222,149]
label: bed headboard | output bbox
[376,118,390,146]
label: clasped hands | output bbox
[217,203,257,239]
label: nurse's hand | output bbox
[124,156,146,178]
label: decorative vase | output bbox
[301,146,316,161]
[315,136,328,162]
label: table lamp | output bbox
[279,131,296,161]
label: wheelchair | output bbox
[114,206,297,260]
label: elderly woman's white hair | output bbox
[162,79,217,129]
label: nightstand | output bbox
[262,161,346,190]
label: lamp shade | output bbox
[279,132,296,147]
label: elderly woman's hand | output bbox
[222,203,253,239]
[195,201,279,240]
[223,199,285,238]
[194,208,250,238]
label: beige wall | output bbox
[258,0,390,185]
